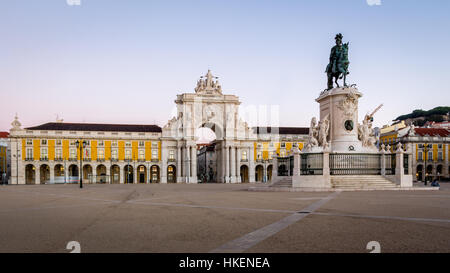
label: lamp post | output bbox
[423,143,429,185]
[76,140,86,189]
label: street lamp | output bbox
[76,140,86,189]
[423,143,429,185]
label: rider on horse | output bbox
[326,33,349,90]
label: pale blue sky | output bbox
[0,0,449,131]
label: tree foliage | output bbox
[395,106,450,121]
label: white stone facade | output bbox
[8,70,309,185]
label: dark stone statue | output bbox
[326,33,349,90]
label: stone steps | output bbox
[269,177,292,187]
[331,175,398,190]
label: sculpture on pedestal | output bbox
[326,33,350,90]
[305,114,330,150]
[195,70,222,94]
[358,113,377,148]
[305,117,319,149]
[318,114,330,149]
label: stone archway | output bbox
[25,164,35,184]
[255,165,264,182]
[150,165,160,183]
[162,70,255,183]
[40,164,50,184]
[426,165,433,181]
[54,164,64,183]
[68,165,79,183]
[137,165,147,183]
[124,165,134,184]
[416,164,423,181]
[267,165,273,182]
[240,165,249,183]
[83,165,93,183]
[167,165,176,183]
[96,164,107,183]
[111,165,120,184]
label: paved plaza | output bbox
[0,183,449,253]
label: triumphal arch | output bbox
[162,70,257,183]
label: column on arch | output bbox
[236,146,241,183]
[249,145,255,183]
[191,145,197,183]
[185,146,191,182]
[220,142,227,183]
[119,164,124,184]
[230,146,236,183]
[35,165,41,185]
[106,163,111,184]
[225,146,230,183]
[161,144,168,184]
[176,145,182,183]
[50,164,55,184]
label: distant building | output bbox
[424,121,450,129]
[380,125,449,182]
[0,132,11,184]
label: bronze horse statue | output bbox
[326,33,350,90]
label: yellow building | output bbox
[382,125,450,182]
[8,70,310,185]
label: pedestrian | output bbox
[431,179,440,187]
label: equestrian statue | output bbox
[326,33,350,90]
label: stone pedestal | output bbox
[316,87,366,153]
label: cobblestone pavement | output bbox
[0,182,449,253]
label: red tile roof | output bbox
[414,128,449,137]
[0,132,9,138]
[25,122,162,133]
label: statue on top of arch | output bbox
[195,70,222,94]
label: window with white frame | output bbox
[169,150,175,160]
[139,141,144,147]
[70,148,76,159]
[26,139,32,145]
[41,148,48,159]
[428,151,433,161]
[98,140,104,147]
[111,149,118,159]
[56,148,62,159]
[438,151,443,161]
[125,141,131,147]
[125,149,132,159]
[418,151,423,160]
[98,149,104,159]
[26,148,33,159]
[41,139,47,145]
[56,139,62,146]
[152,150,158,159]
[242,150,247,160]
[257,151,262,160]
[112,141,118,147]
[139,150,144,160]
